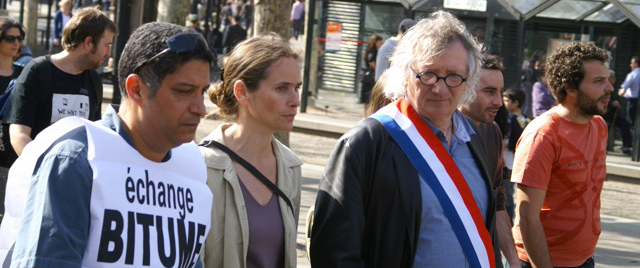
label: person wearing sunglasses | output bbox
[0,16,25,224]
[310,11,503,268]
[199,34,302,268]
[0,22,215,267]
[0,17,24,95]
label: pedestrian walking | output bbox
[512,42,612,268]
[200,33,302,268]
[459,54,519,268]
[310,11,502,268]
[0,21,215,267]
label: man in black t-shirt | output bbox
[4,7,117,158]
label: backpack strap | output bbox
[199,139,295,215]
[88,69,103,119]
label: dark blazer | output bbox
[310,117,501,268]
[477,121,506,211]
[222,24,247,54]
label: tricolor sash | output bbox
[371,99,496,268]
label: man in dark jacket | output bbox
[222,15,247,54]
[459,54,519,267]
[310,11,502,268]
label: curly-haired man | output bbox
[511,42,612,268]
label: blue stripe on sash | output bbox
[373,113,482,268]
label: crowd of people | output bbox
[0,4,632,268]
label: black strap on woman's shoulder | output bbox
[199,139,295,215]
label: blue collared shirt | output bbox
[621,67,640,98]
[412,110,489,268]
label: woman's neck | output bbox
[223,123,274,162]
[0,57,14,76]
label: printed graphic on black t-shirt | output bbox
[3,57,99,139]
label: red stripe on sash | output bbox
[395,99,496,268]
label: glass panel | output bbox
[509,0,547,15]
[371,0,406,3]
[536,0,603,20]
[584,3,626,23]
[621,0,640,23]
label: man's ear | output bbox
[565,85,579,98]
[125,74,146,105]
[233,80,250,105]
[82,36,94,51]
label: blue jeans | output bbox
[521,257,594,268]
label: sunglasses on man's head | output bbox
[134,32,207,73]
[3,35,23,43]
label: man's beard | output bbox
[86,46,103,70]
[576,88,608,117]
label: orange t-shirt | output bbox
[511,108,607,267]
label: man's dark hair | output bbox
[398,19,416,35]
[632,56,639,65]
[118,22,214,98]
[503,88,525,109]
[481,54,504,71]
[545,42,608,103]
[62,7,117,50]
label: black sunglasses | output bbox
[3,35,24,43]
[134,32,207,72]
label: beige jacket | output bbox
[200,124,302,268]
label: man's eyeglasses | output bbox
[134,32,207,72]
[412,68,467,88]
[3,35,24,43]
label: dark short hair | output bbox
[118,22,215,98]
[481,54,504,71]
[545,42,608,103]
[503,88,525,109]
[62,7,117,50]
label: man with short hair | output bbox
[619,56,640,128]
[502,88,530,218]
[375,18,415,80]
[222,15,247,54]
[4,7,116,162]
[311,11,502,268]
[0,22,215,268]
[459,55,520,268]
[291,0,305,40]
[606,70,632,155]
[512,42,612,268]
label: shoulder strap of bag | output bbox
[199,139,295,214]
[88,69,102,106]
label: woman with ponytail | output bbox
[200,33,303,268]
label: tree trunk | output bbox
[156,0,189,25]
[24,0,38,52]
[253,0,293,146]
[253,0,291,40]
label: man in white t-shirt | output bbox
[0,21,215,268]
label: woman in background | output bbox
[200,33,302,268]
[0,16,26,223]
[359,34,382,106]
[0,17,25,93]
[51,0,72,53]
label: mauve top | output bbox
[239,178,285,268]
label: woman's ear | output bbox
[234,80,250,105]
